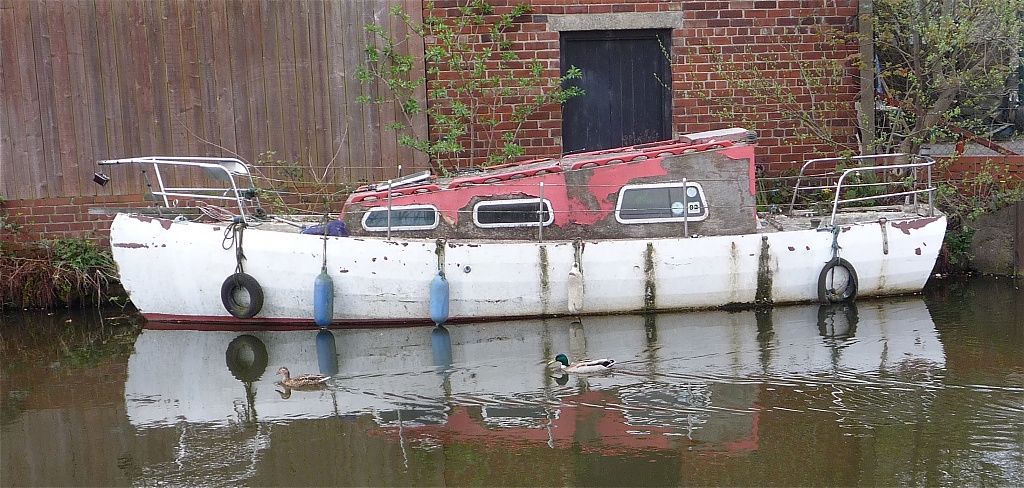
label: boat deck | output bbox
[759,205,939,233]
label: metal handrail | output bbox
[786,154,937,225]
[97,156,259,219]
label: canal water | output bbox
[2,275,1022,487]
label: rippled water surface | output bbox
[2,276,1022,486]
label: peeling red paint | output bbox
[891,216,940,235]
[722,145,756,195]
[131,214,174,230]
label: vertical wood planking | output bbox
[21,2,49,197]
[193,0,223,158]
[78,0,111,197]
[108,0,142,194]
[146,1,173,157]
[260,0,285,170]
[127,1,156,157]
[160,0,190,189]
[0,0,429,201]
[177,0,206,158]
[323,0,352,182]
[38,0,66,198]
[308,0,334,179]
[364,1,386,182]
[210,0,237,157]
[276,0,300,165]
[241,0,267,160]
[0,1,21,199]
[341,0,372,183]
[227,0,253,163]
[375,1,401,181]
[161,0,187,177]
[405,0,428,174]
[36,1,65,197]
[291,0,315,171]
[64,0,95,197]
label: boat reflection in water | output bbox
[126,298,944,456]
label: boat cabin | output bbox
[339,128,759,240]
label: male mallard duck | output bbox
[548,353,615,374]
[276,367,330,389]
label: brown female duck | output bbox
[276,367,331,389]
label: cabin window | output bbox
[362,205,439,231]
[474,199,553,228]
[615,182,708,223]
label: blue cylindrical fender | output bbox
[316,329,339,375]
[313,268,334,327]
[429,270,450,325]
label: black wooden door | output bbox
[561,30,672,154]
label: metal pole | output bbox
[387,179,393,241]
[927,164,934,217]
[682,178,688,237]
[538,182,544,242]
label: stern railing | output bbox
[786,153,937,225]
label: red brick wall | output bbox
[1,195,148,248]
[422,0,861,171]
[939,155,1024,189]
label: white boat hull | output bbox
[109,212,946,325]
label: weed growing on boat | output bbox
[356,1,584,170]
[246,150,357,216]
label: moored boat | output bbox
[99,127,946,326]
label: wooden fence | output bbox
[1,0,427,202]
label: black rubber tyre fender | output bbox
[817,257,859,303]
[225,334,268,382]
[221,272,265,319]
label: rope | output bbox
[196,201,237,222]
[573,238,584,273]
[222,218,248,274]
[435,239,446,279]
[320,214,329,272]
[830,224,842,259]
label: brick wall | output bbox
[1,195,148,248]
[422,0,861,171]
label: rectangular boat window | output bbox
[615,182,709,223]
[474,199,553,228]
[362,205,439,231]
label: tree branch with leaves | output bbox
[357,0,583,172]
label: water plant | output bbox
[1,197,121,309]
